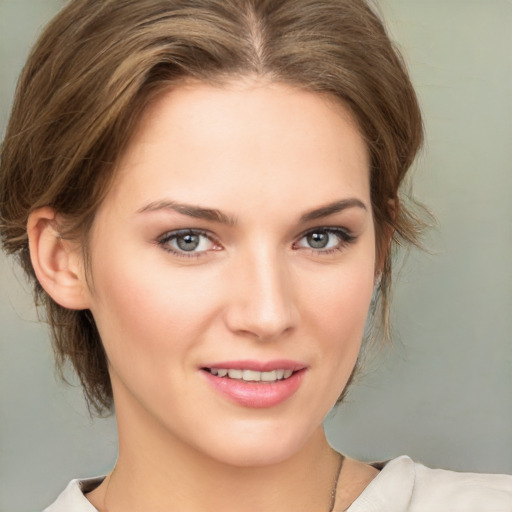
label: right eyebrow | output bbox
[137,200,237,226]
[299,198,368,223]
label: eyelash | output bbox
[293,227,356,255]
[157,227,356,259]
[157,229,220,258]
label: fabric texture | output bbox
[43,455,512,512]
[348,456,512,511]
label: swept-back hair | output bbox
[0,0,425,414]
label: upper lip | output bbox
[200,359,307,372]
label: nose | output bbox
[223,247,299,342]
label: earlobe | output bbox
[27,207,90,310]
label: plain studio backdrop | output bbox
[1,1,511,510]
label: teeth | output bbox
[243,370,261,381]
[227,369,243,379]
[261,370,277,382]
[208,368,295,382]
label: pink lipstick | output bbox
[201,360,307,408]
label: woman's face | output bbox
[84,80,376,466]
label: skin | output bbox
[29,80,381,511]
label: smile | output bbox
[206,368,294,382]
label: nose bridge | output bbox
[226,242,298,340]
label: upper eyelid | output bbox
[296,225,354,239]
[159,228,216,242]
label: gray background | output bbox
[1,1,511,510]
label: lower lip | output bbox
[202,369,306,408]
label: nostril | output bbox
[221,258,299,340]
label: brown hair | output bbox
[0,0,425,414]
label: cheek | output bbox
[315,273,374,367]
[307,251,375,337]
[300,246,376,382]
[87,248,221,369]
[310,269,373,322]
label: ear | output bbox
[27,207,90,310]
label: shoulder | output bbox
[410,458,512,512]
[347,455,512,512]
[43,477,104,512]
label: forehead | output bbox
[105,80,370,218]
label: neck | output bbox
[89,395,340,512]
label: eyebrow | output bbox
[137,200,237,225]
[138,197,367,225]
[299,198,367,222]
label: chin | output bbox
[205,441,305,468]
[193,418,324,469]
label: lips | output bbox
[201,360,307,408]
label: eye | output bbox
[294,227,355,253]
[158,229,220,257]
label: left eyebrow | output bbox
[299,198,368,223]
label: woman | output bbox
[1,0,510,510]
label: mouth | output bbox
[202,367,295,382]
[201,363,306,408]
[200,360,307,407]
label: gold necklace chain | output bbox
[101,453,345,512]
[328,453,345,512]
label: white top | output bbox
[43,455,512,512]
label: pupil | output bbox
[307,231,328,249]
[177,233,200,251]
